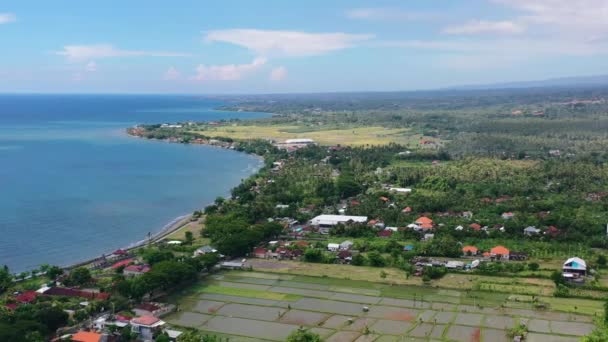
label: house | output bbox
[337,250,352,263]
[462,246,479,256]
[524,226,541,236]
[549,149,561,157]
[253,247,268,258]
[379,196,390,203]
[310,215,368,234]
[123,264,151,277]
[339,240,354,250]
[509,252,529,261]
[469,223,482,231]
[423,233,434,241]
[462,211,473,219]
[545,226,560,237]
[490,246,510,260]
[327,243,340,252]
[15,290,37,304]
[294,240,309,248]
[389,187,412,194]
[284,138,315,145]
[403,245,415,252]
[415,217,433,225]
[502,212,515,220]
[369,219,386,229]
[42,287,110,300]
[193,245,217,257]
[402,206,412,213]
[71,331,103,342]
[133,303,161,317]
[377,230,393,238]
[455,225,464,231]
[446,261,465,269]
[563,257,587,279]
[131,315,166,342]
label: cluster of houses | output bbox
[274,138,316,153]
[69,308,181,342]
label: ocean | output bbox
[0,94,268,272]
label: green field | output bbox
[163,270,599,342]
[190,124,434,146]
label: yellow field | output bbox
[191,125,422,146]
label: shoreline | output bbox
[63,133,264,271]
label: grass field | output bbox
[163,270,599,342]
[191,125,428,146]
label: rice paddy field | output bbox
[189,125,430,146]
[164,270,598,342]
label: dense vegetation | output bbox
[215,86,608,159]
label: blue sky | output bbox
[1,0,607,93]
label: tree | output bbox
[65,267,91,286]
[351,254,366,266]
[367,251,386,267]
[304,249,324,263]
[0,265,12,293]
[185,231,194,245]
[46,266,63,281]
[528,262,540,271]
[336,172,361,198]
[597,255,607,268]
[286,327,321,342]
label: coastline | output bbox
[63,132,265,271]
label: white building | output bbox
[285,138,315,144]
[310,215,368,234]
[389,187,412,194]
[327,243,340,252]
[563,257,587,278]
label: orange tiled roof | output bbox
[491,245,510,255]
[72,331,102,342]
[415,217,433,224]
[462,246,478,253]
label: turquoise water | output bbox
[0,95,268,272]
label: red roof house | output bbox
[111,258,134,269]
[124,264,151,277]
[490,246,510,260]
[402,206,412,213]
[71,331,102,342]
[462,246,479,255]
[377,230,393,238]
[15,291,37,304]
[253,247,267,258]
[469,223,482,231]
[415,217,433,225]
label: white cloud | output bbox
[443,20,526,35]
[269,66,287,81]
[205,29,373,57]
[0,13,16,24]
[346,8,440,21]
[55,44,190,62]
[85,61,97,72]
[163,66,181,80]
[492,0,608,39]
[192,58,266,81]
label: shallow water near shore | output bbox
[0,94,268,272]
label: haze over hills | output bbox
[450,74,608,91]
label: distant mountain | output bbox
[451,75,608,90]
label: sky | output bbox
[1,0,608,94]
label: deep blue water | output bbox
[0,95,268,272]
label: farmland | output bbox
[164,270,599,342]
[188,124,428,146]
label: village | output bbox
[4,126,607,341]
